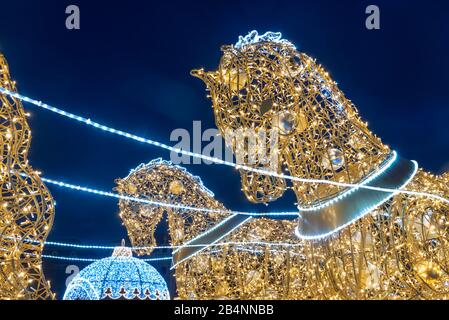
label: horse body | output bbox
[117,159,449,299]
[0,54,54,299]
[117,159,306,299]
[190,31,449,299]
[118,32,449,299]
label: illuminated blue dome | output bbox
[63,243,170,300]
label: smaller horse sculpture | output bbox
[116,159,307,299]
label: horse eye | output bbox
[290,55,301,65]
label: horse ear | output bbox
[220,44,233,52]
[114,178,123,192]
[190,68,219,89]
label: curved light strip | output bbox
[295,160,419,240]
[4,234,305,251]
[171,215,252,269]
[43,246,304,263]
[37,175,298,217]
[297,151,397,212]
[43,239,302,251]
[2,88,448,205]
[42,254,172,262]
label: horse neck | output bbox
[287,56,391,206]
[165,191,229,247]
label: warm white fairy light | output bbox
[0,54,54,300]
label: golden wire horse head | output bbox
[188,31,449,299]
[192,30,391,209]
[115,158,229,257]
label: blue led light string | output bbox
[37,175,298,217]
[42,246,304,263]
[38,171,449,213]
[42,254,172,263]
[8,232,305,251]
[43,240,303,251]
[2,88,448,205]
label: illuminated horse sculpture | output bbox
[0,54,55,299]
[118,32,449,299]
[117,157,448,300]
[116,159,307,299]
[189,31,449,299]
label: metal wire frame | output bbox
[0,54,55,300]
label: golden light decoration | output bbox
[118,30,449,299]
[185,31,449,299]
[0,54,55,300]
[116,31,449,300]
[116,159,305,299]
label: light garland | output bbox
[39,173,298,217]
[0,87,447,205]
[42,254,172,263]
[295,160,419,240]
[11,234,307,251]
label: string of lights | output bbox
[56,239,303,250]
[42,246,303,263]
[39,170,449,214]
[38,175,298,217]
[6,231,304,251]
[1,87,448,205]
[42,254,172,263]
[42,238,303,251]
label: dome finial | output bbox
[112,239,132,257]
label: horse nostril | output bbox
[260,99,273,115]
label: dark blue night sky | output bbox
[0,0,448,298]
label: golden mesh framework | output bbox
[0,54,55,300]
[191,35,390,207]
[189,32,449,298]
[117,159,449,299]
[116,32,449,299]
